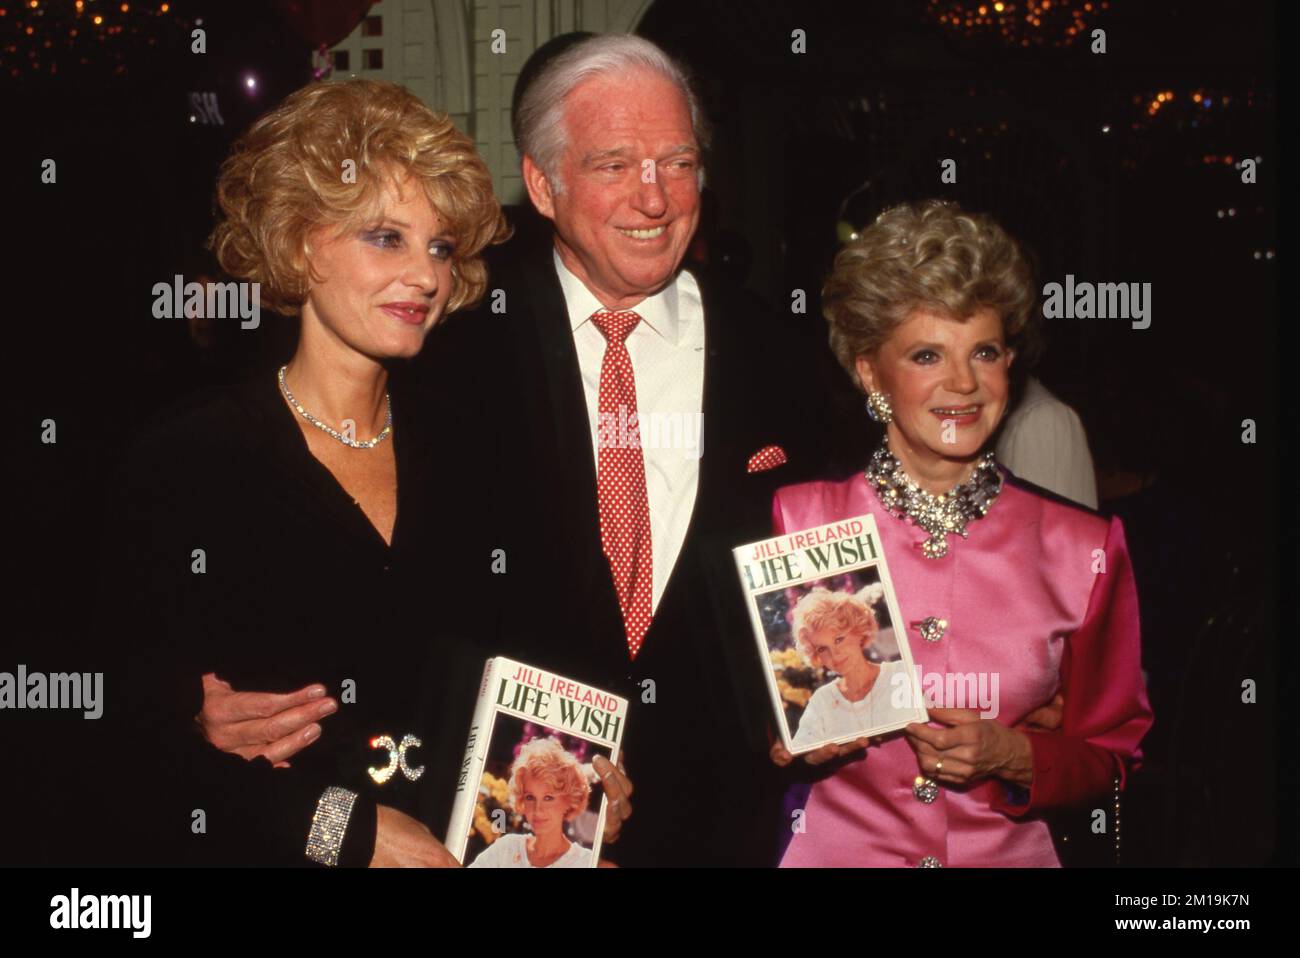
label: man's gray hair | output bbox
[514,33,709,193]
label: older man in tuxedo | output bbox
[195,34,854,866]
[422,33,863,866]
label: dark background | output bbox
[1,0,1285,867]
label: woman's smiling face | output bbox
[856,305,1014,474]
[519,771,569,838]
[301,172,457,361]
[809,625,867,674]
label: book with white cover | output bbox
[445,657,627,868]
[733,514,927,754]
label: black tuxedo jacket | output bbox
[411,239,859,865]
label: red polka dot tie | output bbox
[591,309,653,660]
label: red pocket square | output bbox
[746,445,788,473]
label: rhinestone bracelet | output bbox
[306,786,359,867]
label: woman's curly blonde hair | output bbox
[507,737,591,823]
[791,588,878,665]
[209,79,509,316]
[823,199,1041,391]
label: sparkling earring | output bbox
[866,390,893,424]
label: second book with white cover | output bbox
[446,657,628,868]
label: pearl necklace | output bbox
[277,366,393,449]
[864,440,1001,559]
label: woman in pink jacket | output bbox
[770,200,1152,867]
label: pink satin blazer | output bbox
[775,470,1153,867]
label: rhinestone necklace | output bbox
[277,365,393,449]
[864,439,1001,559]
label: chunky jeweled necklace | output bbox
[277,365,393,449]
[864,439,1002,559]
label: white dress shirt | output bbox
[553,250,706,614]
[996,376,1099,509]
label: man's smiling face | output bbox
[524,68,702,310]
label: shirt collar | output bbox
[552,247,682,345]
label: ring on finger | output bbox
[934,759,944,775]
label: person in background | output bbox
[996,375,1099,509]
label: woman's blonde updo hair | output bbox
[209,79,508,316]
[823,199,1040,391]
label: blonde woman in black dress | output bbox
[100,79,508,866]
